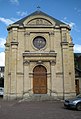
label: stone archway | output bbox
[33,65,47,94]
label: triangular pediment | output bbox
[13,11,66,26]
[7,11,70,30]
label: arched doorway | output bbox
[33,65,47,94]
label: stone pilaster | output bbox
[49,32,54,51]
[12,28,18,41]
[61,28,67,42]
[61,41,70,98]
[4,43,10,99]
[50,61,56,95]
[23,60,30,94]
[10,40,18,99]
[24,32,30,51]
[69,43,76,94]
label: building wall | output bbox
[4,13,76,100]
[0,67,4,87]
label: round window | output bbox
[33,36,46,49]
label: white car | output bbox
[0,87,4,96]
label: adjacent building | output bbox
[0,66,4,87]
[74,53,81,95]
[4,10,76,100]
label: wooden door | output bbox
[33,65,47,94]
[75,80,79,95]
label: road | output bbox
[0,98,81,119]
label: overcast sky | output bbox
[0,0,81,66]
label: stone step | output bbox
[19,94,60,102]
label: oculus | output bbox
[33,36,46,49]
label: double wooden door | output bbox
[33,65,47,94]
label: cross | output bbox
[37,5,40,11]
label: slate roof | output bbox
[13,10,66,26]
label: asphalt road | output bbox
[0,98,81,119]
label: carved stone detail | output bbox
[36,19,43,25]
[23,60,30,65]
[27,18,52,25]
[37,60,43,64]
[49,32,54,35]
[24,32,30,36]
[62,33,67,42]
[50,60,56,66]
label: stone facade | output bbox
[4,11,76,100]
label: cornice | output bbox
[23,51,57,57]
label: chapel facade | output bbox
[4,11,76,100]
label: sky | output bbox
[0,0,81,66]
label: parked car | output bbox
[64,94,81,111]
[0,87,4,96]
